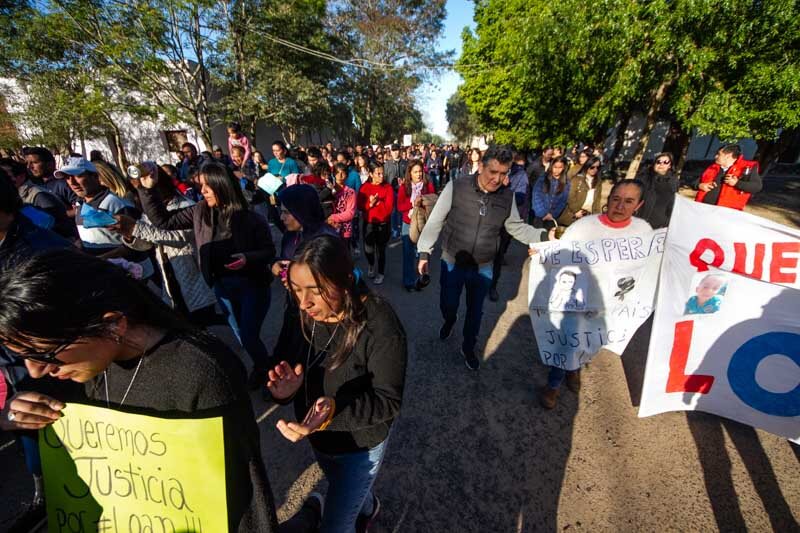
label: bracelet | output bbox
[316,398,336,432]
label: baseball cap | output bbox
[391,143,400,151]
[54,157,97,179]
[212,145,222,151]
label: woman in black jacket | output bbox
[637,152,680,229]
[268,235,407,532]
[134,162,276,388]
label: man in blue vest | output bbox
[417,145,553,370]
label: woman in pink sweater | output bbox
[327,162,356,246]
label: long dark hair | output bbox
[154,165,179,203]
[198,162,249,227]
[543,156,569,195]
[403,159,429,198]
[647,152,675,182]
[290,235,367,371]
[577,156,602,189]
[0,249,196,349]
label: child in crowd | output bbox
[327,163,356,247]
[227,121,251,163]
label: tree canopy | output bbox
[457,0,800,171]
[0,0,449,155]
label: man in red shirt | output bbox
[695,144,762,210]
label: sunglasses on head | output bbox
[656,159,671,165]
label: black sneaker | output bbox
[439,316,457,340]
[461,346,480,370]
[355,494,381,533]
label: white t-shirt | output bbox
[562,214,652,242]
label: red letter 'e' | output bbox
[769,242,800,284]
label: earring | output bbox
[112,333,122,344]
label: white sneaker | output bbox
[374,274,385,285]
[367,265,376,278]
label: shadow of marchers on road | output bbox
[686,289,799,532]
[619,315,654,407]
[373,316,578,532]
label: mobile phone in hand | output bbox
[225,258,246,270]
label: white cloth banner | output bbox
[528,228,667,371]
[639,196,800,443]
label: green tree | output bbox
[445,89,480,142]
[211,0,334,146]
[329,0,450,144]
[458,0,800,178]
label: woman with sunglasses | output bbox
[557,156,604,227]
[637,152,679,229]
[0,249,279,532]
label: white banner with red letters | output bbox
[527,227,667,371]
[639,196,800,443]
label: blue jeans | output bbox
[314,438,388,532]
[548,366,566,389]
[401,226,417,289]
[429,170,439,190]
[439,261,492,351]
[21,433,42,475]
[213,275,271,369]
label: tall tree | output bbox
[445,89,480,142]
[211,0,334,146]
[458,0,800,179]
[329,0,449,144]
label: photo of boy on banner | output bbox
[685,273,728,315]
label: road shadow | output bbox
[619,315,653,407]
[687,412,798,531]
[374,314,578,532]
[684,288,799,532]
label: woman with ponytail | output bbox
[268,234,407,532]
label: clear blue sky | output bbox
[417,0,476,140]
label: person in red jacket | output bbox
[695,144,762,210]
[397,160,435,291]
[357,162,395,284]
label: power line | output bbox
[82,0,493,72]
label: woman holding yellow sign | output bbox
[268,234,408,532]
[0,249,279,532]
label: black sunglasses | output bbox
[656,159,671,165]
[12,342,72,366]
[589,165,601,170]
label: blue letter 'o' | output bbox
[728,332,800,417]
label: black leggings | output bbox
[363,221,390,274]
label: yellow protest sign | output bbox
[39,403,227,533]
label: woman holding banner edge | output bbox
[0,249,279,532]
[532,180,652,409]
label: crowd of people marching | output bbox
[0,125,763,532]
